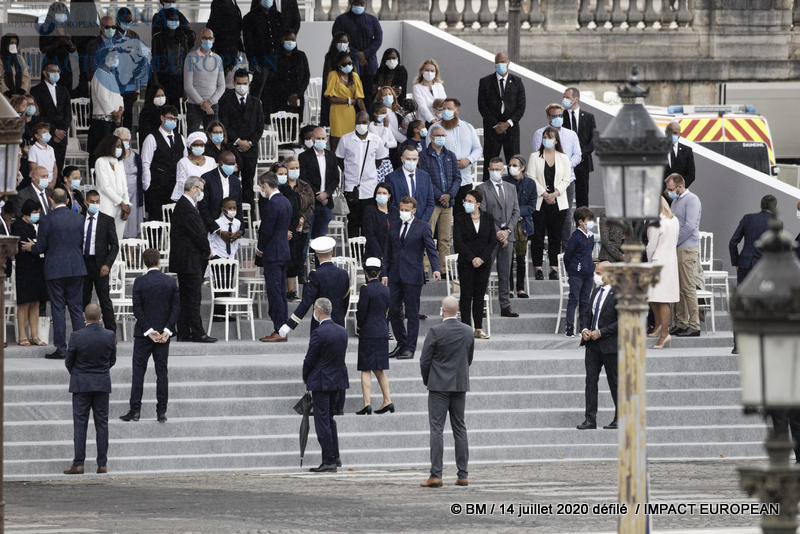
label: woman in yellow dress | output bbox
[324,51,365,150]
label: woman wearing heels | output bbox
[647,197,680,349]
[355,257,394,415]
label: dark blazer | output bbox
[362,204,394,264]
[581,285,618,355]
[562,107,596,172]
[729,210,771,269]
[15,184,51,217]
[30,80,71,136]
[356,278,389,338]
[385,167,435,223]
[287,261,351,330]
[453,211,496,266]
[198,167,243,232]
[331,11,383,75]
[242,7,283,68]
[207,0,244,66]
[420,318,474,392]
[278,0,302,35]
[385,217,440,285]
[168,196,211,275]
[477,72,526,133]
[298,148,339,209]
[503,175,537,236]
[564,229,595,278]
[132,269,181,337]
[218,90,265,161]
[32,206,88,280]
[88,212,120,269]
[302,319,349,392]
[66,323,117,393]
[664,143,696,188]
[257,192,292,264]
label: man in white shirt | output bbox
[335,111,382,237]
[183,28,226,132]
[88,50,124,162]
[140,105,187,220]
[440,98,482,214]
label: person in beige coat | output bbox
[646,197,680,349]
[93,135,131,242]
[528,126,572,280]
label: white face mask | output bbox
[8,44,18,54]
[355,123,369,135]
[226,209,237,218]
[399,210,412,223]
[153,96,166,106]
[594,273,604,286]
[235,84,249,96]
[422,71,436,82]
[304,138,314,148]
[386,58,398,70]
[584,220,596,232]
[489,170,503,182]
[508,165,520,177]
[195,191,204,203]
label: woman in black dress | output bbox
[453,189,496,339]
[355,259,393,415]
[137,82,168,147]
[12,199,49,347]
[57,165,86,216]
[362,183,395,267]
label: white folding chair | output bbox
[445,253,491,337]
[257,130,279,170]
[110,261,134,340]
[327,219,348,257]
[698,231,731,311]
[237,238,265,319]
[331,256,359,328]
[304,77,322,124]
[269,111,300,149]
[207,259,255,341]
[21,48,41,82]
[4,270,18,343]
[241,203,253,238]
[140,221,171,270]
[120,238,148,281]
[161,203,176,224]
[697,288,717,333]
[554,253,575,334]
[348,236,366,284]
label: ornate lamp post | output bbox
[0,92,24,534]
[594,67,671,534]
[732,216,800,534]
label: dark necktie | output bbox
[226,221,232,255]
[240,97,246,114]
[167,134,174,148]
[499,78,505,98]
[592,288,604,330]
[84,216,94,257]
[409,173,415,196]
[39,192,49,214]
[571,111,577,132]
[400,222,408,244]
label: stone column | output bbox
[399,0,435,21]
[544,0,579,31]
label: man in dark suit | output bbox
[22,188,87,359]
[82,190,119,333]
[198,151,243,233]
[477,52,526,182]
[664,121,696,188]
[420,296,474,488]
[577,262,619,430]
[729,194,775,284]
[120,249,181,423]
[219,70,265,206]
[385,146,435,224]
[256,171,293,342]
[562,87,596,208]
[63,304,116,475]
[383,197,441,360]
[30,62,71,173]
[303,298,349,473]
[168,176,216,343]
[299,127,340,238]
[207,0,244,74]
[15,165,53,217]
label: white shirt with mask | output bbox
[208,214,241,258]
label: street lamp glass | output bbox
[602,164,663,220]
[737,333,800,408]
[0,144,17,194]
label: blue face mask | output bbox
[433,135,446,147]
[70,179,81,190]
[114,147,123,158]
[336,42,349,53]
[277,174,288,185]
[48,72,60,84]
[164,2,177,8]
[314,140,326,151]
[221,163,235,176]
[54,13,68,24]
[671,134,680,144]
[103,28,116,39]
[403,160,417,172]
[191,146,205,156]
[495,62,508,75]
[118,21,130,31]
[29,213,40,223]
[164,119,177,131]
[283,40,296,51]
[441,109,455,121]
[340,64,353,74]
[375,194,389,206]
[87,203,101,215]
[376,114,386,123]
[201,39,213,51]
[40,132,52,144]
[382,95,394,107]
[122,140,131,150]
[261,0,274,8]
[419,128,428,138]
[463,201,475,214]
[542,138,556,150]
[211,133,224,144]
[166,20,180,30]
[668,190,679,200]
[351,5,365,14]
[26,104,36,116]
[550,116,563,128]
[288,168,300,180]
[561,97,573,110]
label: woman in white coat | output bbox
[171,131,217,202]
[411,58,446,125]
[647,196,680,349]
[528,126,572,280]
[92,135,130,241]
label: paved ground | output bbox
[6,460,769,533]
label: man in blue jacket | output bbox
[303,298,349,472]
[386,146,435,224]
[332,0,383,95]
[563,206,596,337]
[22,188,87,359]
[729,194,775,285]
[63,304,116,474]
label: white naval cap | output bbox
[365,257,381,268]
[310,236,336,254]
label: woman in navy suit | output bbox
[453,189,496,339]
[362,183,396,267]
[12,199,48,346]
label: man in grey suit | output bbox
[420,296,474,488]
[476,157,520,317]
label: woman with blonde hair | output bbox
[412,58,446,125]
[646,196,681,349]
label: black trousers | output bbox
[482,128,520,181]
[584,344,618,423]
[344,193,371,237]
[458,261,491,329]
[287,231,308,280]
[72,391,109,467]
[771,410,800,462]
[737,266,751,285]
[130,336,170,414]
[122,92,138,130]
[177,272,205,340]
[87,119,117,167]
[453,184,473,216]
[240,154,257,206]
[51,137,67,176]
[574,163,591,208]
[83,256,116,332]
[532,204,566,269]
[312,390,340,465]
[251,68,271,123]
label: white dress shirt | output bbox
[83,213,98,255]
[219,168,230,198]
[404,167,416,196]
[495,72,511,121]
[208,214,241,258]
[45,79,58,106]
[568,106,579,133]
[315,149,327,193]
[141,127,188,192]
[335,131,381,200]
[586,284,612,334]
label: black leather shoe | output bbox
[177,336,191,342]
[388,346,403,359]
[565,326,574,337]
[676,328,700,337]
[356,405,372,415]
[668,326,686,336]
[395,350,414,360]
[119,410,140,422]
[45,350,65,360]
[157,413,167,423]
[535,270,544,280]
[418,313,427,320]
[517,291,529,298]
[192,335,217,343]
[500,307,519,318]
[548,270,559,280]
[309,464,337,473]
[576,420,596,430]
[375,403,395,414]
[603,419,618,430]
[335,457,342,468]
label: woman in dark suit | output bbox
[12,199,49,347]
[57,165,85,216]
[362,183,395,267]
[453,188,496,339]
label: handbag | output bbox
[331,188,349,217]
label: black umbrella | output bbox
[293,392,313,467]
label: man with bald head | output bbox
[335,112,381,237]
[299,126,340,238]
[16,165,53,218]
[184,27,226,132]
[199,150,243,232]
[664,121,695,188]
[420,296,474,488]
[477,52,526,181]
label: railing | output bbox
[577,0,693,30]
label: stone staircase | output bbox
[3,278,764,479]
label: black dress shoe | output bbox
[375,403,395,414]
[177,336,191,342]
[576,420,596,430]
[192,335,217,343]
[603,419,618,430]
[157,413,167,423]
[45,350,66,360]
[517,291,529,298]
[309,464,337,472]
[396,350,414,360]
[548,270,559,280]
[356,405,372,415]
[535,270,544,280]
[676,328,700,337]
[565,326,574,337]
[335,457,342,467]
[388,346,403,359]
[668,326,686,336]
[500,307,519,318]
[418,313,427,320]
[119,410,140,422]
